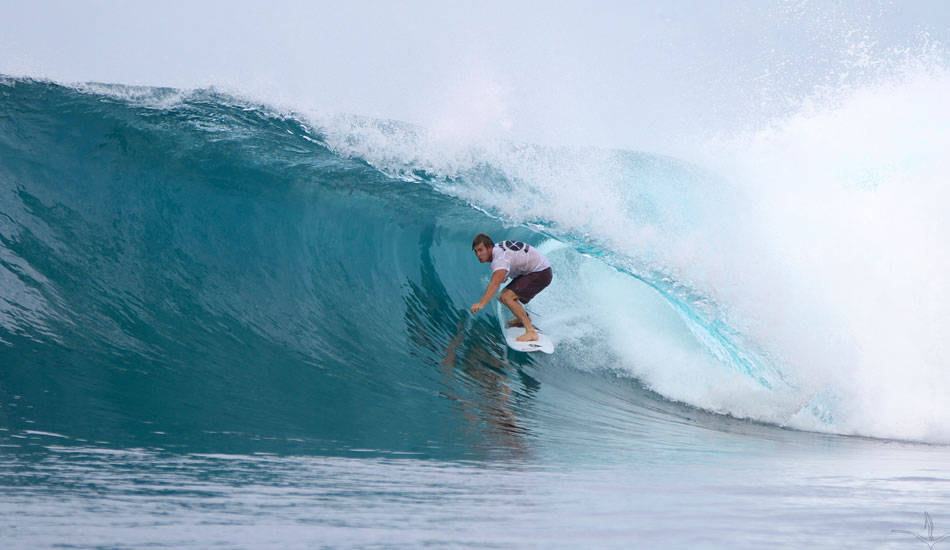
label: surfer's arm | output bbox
[470,269,508,314]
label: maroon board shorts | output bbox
[505,267,553,303]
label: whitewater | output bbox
[3,4,950,548]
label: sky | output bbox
[2,0,949,151]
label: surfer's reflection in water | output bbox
[438,312,537,458]
[405,289,537,458]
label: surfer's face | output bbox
[473,243,492,263]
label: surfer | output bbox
[470,234,553,342]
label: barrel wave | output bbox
[0,78,774,459]
[1,76,946,461]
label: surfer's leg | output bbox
[500,269,550,338]
[499,289,538,342]
[507,317,530,327]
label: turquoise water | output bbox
[2,78,950,548]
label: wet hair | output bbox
[472,233,494,250]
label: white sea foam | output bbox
[309,50,950,443]
[698,63,950,442]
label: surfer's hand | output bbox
[470,302,484,314]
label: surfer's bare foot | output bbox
[507,318,526,328]
[516,329,539,342]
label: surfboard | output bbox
[496,300,554,353]
[502,324,554,354]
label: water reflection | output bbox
[402,227,539,459]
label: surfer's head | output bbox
[472,234,494,263]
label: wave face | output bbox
[1,79,536,458]
[1,75,948,456]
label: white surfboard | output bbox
[497,301,554,353]
[502,325,554,354]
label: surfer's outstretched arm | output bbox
[470,269,508,314]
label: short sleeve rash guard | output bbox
[489,241,551,279]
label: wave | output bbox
[0,75,947,453]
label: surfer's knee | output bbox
[499,289,518,305]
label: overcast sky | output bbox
[2,1,949,151]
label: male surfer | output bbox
[470,234,553,342]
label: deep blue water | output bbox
[2,78,949,549]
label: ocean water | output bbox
[2,73,950,549]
